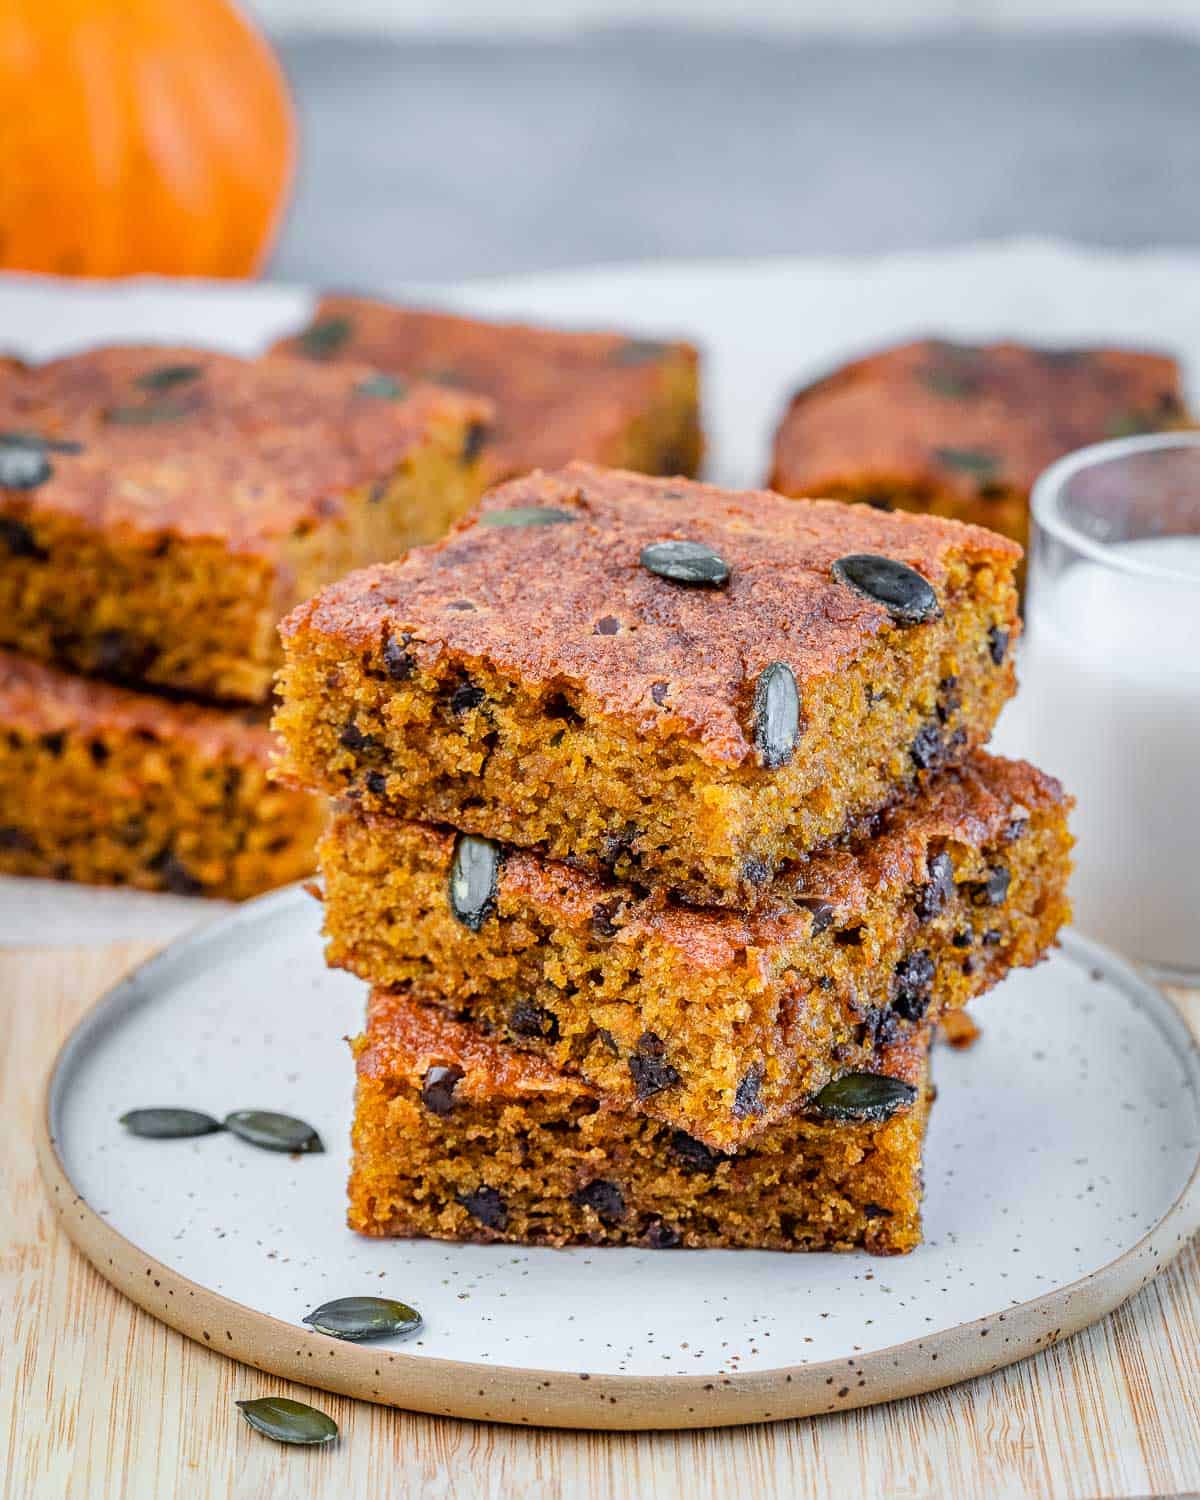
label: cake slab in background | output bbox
[2,236,1199,944]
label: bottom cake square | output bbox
[349,990,933,1256]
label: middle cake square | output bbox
[318,751,1071,1153]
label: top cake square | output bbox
[276,463,1021,906]
[769,339,1189,554]
[0,346,492,703]
[270,296,702,484]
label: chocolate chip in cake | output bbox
[354,373,407,400]
[981,928,1003,946]
[594,615,620,636]
[732,1061,765,1119]
[149,850,203,897]
[596,1028,620,1057]
[0,515,48,557]
[508,999,559,1042]
[365,770,387,796]
[936,674,962,725]
[629,1033,681,1098]
[461,421,489,466]
[93,630,159,680]
[297,315,352,360]
[39,731,65,757]
[892,950,936,1021]
[643,1218,682,1249]
[741,856,773,889]
[382,631,415,680]
[420,1064,464,1116]
[640,539,730,588]
[479,506,578,528]
[591,899,623,940]
[809,1072,918,1123]
[952,930,973,948]
[669,1130,723,1175]
[458,1185,507,1231]
[449,833,500,932]
[1004,815,1030,842]
[915,851,955,923]
[988,625,1010,666]
[970,865,1011,907]
[448,680,486,715]
[650,681,670,706]
[797,897,834,935]
[910,720,945,771]
[573,1179,626,1224]
[753,661,801,769]
[831,554,941,625]
[0,435,52,490]
[0,826,35,852]
[338,720,381,754]
[862,1202,894,1219]
[136,363,202,392]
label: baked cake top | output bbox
[271,296,698,478]
[770,338,1189,499]
[281,461,1021,767]
[0,346,489,551]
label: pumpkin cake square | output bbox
[0,650,321,899]
[0,347,492,703]
[270,296,702,485]
[275,463,1022,908]
[768,339,1191,553]
[348,989,932,1255]
[320,752,1071,1152]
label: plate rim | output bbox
[35,887,1200,1431]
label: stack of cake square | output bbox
[0,346,490,897]
[275,463,1073,1254]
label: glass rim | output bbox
[1030,430,1200,584]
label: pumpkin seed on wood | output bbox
[119,1107,223,1139]
[236,1397,338,1446]
[479,506,578,528]
[354,373,407,400]
[809,1073,917,1123]
[224,1110,324,1153]
[640,539,730,587]
[135,363,203,392]
[297,316,352,359]
[302,1296,423,1342]
[831,554,941,626]
[449,833,500,932]
[753,661,800,769]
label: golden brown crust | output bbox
[271,296,702,482]
[280,461,1020,768]
[769,339,1190,541]
[1,345,490,550]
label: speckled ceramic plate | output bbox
[36,888,1200,1430]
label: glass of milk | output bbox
[994,432,1200,982]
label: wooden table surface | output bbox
[4,943,1199,1500]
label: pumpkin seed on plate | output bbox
[224,1110,324,1154]
[479,506,578,528]
[119,1107,223,1139]
[449,833,500,932]
[302,1296,423,1342]
[236,1397,338,1446]
[639,539,730,587]
[809,1073,918,1123]
[753,661,800,769]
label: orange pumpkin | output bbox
[0,0,295,278]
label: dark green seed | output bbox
[919,368,976,398]
[119,1107,223,1139]
[1106,409,1156,439]
[0,437,51,489]
[478,506,578,529]
[135,363,202,392]
[223,1110,324,1154]
[934,446,1000,478]
[831,554,941,625]
[809,1073,918,1123]
[0,430,82,455]
[302,1296,423,1343]
[106,402,193,426]
[640,539,730,587]
[297,316,352,360]
[610,339,669,366]
[753,661,800,769]
[354,373,407,400]
[449,833,500,931]
[236,1397,338,1446]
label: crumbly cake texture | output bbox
[275,463,1022,906]
[0,346,491,703]
[0,650,321,899]
[270,296,703,484]
[321,751,1069,1151]
[349,990,931,1254]
[769,339,1191,552]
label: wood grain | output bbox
[3,944,1199,1500]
